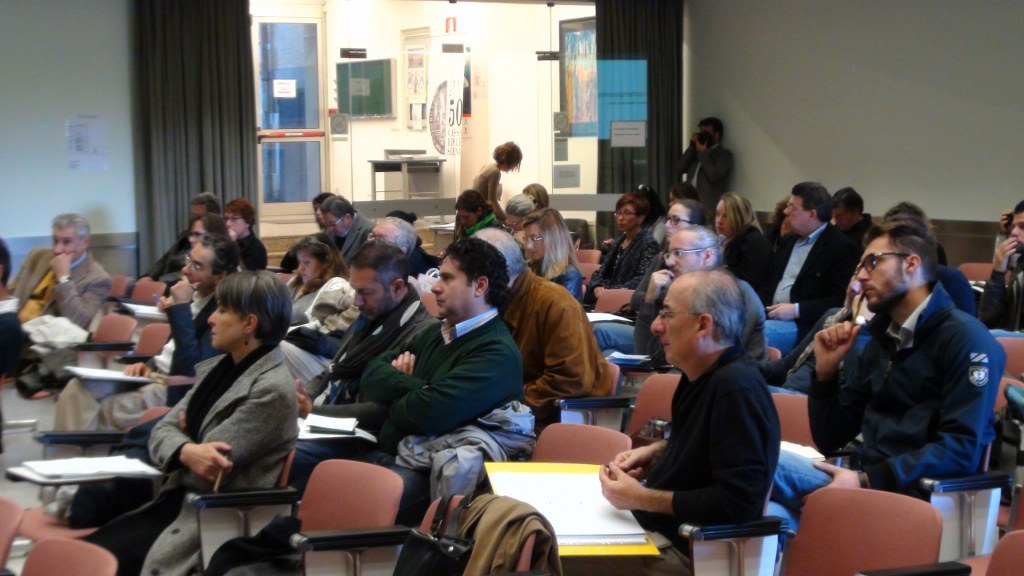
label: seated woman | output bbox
[635,184,668,245]
[85,270,297,576]
[286,233,347,325]
[503,193,539,243]
[715,192,772,292]
[224,197,268,270]
[454,189,501,239]
[523,208,584,302]
[584,191,660,307]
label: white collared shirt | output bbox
[441,308,498,345]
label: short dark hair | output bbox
[200,234,241,275]
[791,181,832,223]
[386,210,418,224]
[668,182,699,204]
[312,192,335,211]
[224,198,256,227]
[1014,200,1024,216]
[698,116,724,140]
[832,187,864,214]
[214,270,292,346]
[616,191,651,217]
[190,192,221,215]
[189,212,229,239]
[679,199,707,226]
[0,238,10,285]
[348,240,409,289]
[321,195,356,218]
[455,189,494,216]
[443,237,511,311]
[864,216,938,283]
[635,185,666,221]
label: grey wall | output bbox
[686,0,1024,222]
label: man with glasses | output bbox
[320,195,374,263]
[594,225,767,367]
[142,192,221,280]
[54,235,240,431]
[769,217,1003,528]
[758,182,859,354]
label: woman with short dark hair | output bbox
[585,191,660,306]
[224,198,268,270]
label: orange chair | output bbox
[532,423,631,465]
[20,538,118,576]
[575,249,601,264]
[578,262,600,287]
[0,497,24,568]
[115,322,170,364]
[772,393,817,449]
[626,373,679,438]
[783,488,942,576]
[594,288,633,313]
[981,529,1024,576]
[129,277,167,302]
[958,262,994,282]
[72,313,139,369]
[108,274,132,298]
[997,337,1024,380]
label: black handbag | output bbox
[392,495,474,576]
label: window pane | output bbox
[262,141,321,203]
[258,23,319,129]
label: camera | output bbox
[696,131,714,146]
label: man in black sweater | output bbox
[564,269,780,575]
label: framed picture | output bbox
[559,17,597,137]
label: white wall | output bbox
[324,0,596,204]
[686,0,1024,221]
[0,0,135,237]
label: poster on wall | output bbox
[559,17,597,137]
[406,45,427,130]
[66,114,108,171]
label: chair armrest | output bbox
[679,516,785,541]
[919,470,1012,494]
[856,561,971,575]
[166,376,196,387]
[34,431,126,446]
[73,341,136,352]
[115,354,154,365]
[290,526,411,552]
[187,487,300,509]
[557,396,633,411]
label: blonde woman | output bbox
[715,192,771,292]
[522,208,583,302]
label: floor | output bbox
[2,380,55,575]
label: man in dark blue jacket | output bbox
[770,217,1004,526]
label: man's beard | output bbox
[866,284,908,314]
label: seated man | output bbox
[11,213,111,330]
[564,269,780,576]
[320,195,373,264]
[289,241,438,487]
[475,228,613,430]
[142,192,221,281]
[370,216,437,278]
[279,192,335,271]
[831,187,873,247]
[53,234,239,430]
[599,225,768,366]
[770,218,1004,527]
[979,200,1024,333]
[758,182,859,354]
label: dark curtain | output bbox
[595,0,683,237]
[134,0,258,270]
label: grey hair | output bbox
[52,213,91,238]
[504,194,537,219]
[214,270,292,346]
[377,217,418,254]
[674,225,722,266]
[678,268,745,347]
[475,228,528,279]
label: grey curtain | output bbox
[594,0,684,237]
[134,0,258,270]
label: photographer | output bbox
[675,117,734,217]
[979,201,1024,333]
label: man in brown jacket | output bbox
[476,229,613,429]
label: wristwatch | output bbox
[58,275,71,284]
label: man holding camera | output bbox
[979,200,1024,333]
[676,117,734,217]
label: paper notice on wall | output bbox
[272,79,297,98]
[66,114,107,171]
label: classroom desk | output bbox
[368,157,446,201]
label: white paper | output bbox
[488,470,648,545]
[66,114,108,171]
[65,366,152,383]
[780,441,826,462]
[587,312,634,325]
[297,418,377,443]
[610,121,647,148]
[272,79,297,98]
[304,414,357,433]
[122,303,167,320]
[23,455,161,478]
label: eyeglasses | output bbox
[526,234,544,243]
[857,251,910,273]
[667,215,694,226]
[184,254,204,272]
[505,217,523,229]
[784,203,804,212]
[657,307,703,321]
[614,210,638,218]
[188,231,207,239]
[663,246,711,262]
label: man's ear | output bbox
[472,274,490,298]
[904,253,922,277]
[389,276,406,297]
[695,313,715,339]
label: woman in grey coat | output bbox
[86,271,298,576]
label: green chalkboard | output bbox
[337,59,395,118]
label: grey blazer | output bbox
[140,347,298,576]
[10,248,111,329]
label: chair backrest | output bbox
[0,497,24,568]
[578,262,600,288]
[575,248,601,264]
[997,337,1024,381]
[108,274,132,298]
[299,459,403,532]
[987,527,1024,576]
[92,314,138,343]
[767,346,783,362]
[958,262,994,282]
[418,289,440,317]
[594,288,633,313]
[626,373,679,438]
[533,423,632,465]
[564,218,592,250]
[277,448,296,488]
[606,361,621,394]
[772,393,817,449]
[133,322,171,357]
[130,277,167,301]
[21,538,118,576]
[785,487,942,576]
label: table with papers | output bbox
[7,455,162,486]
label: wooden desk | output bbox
[368,157,446,201]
